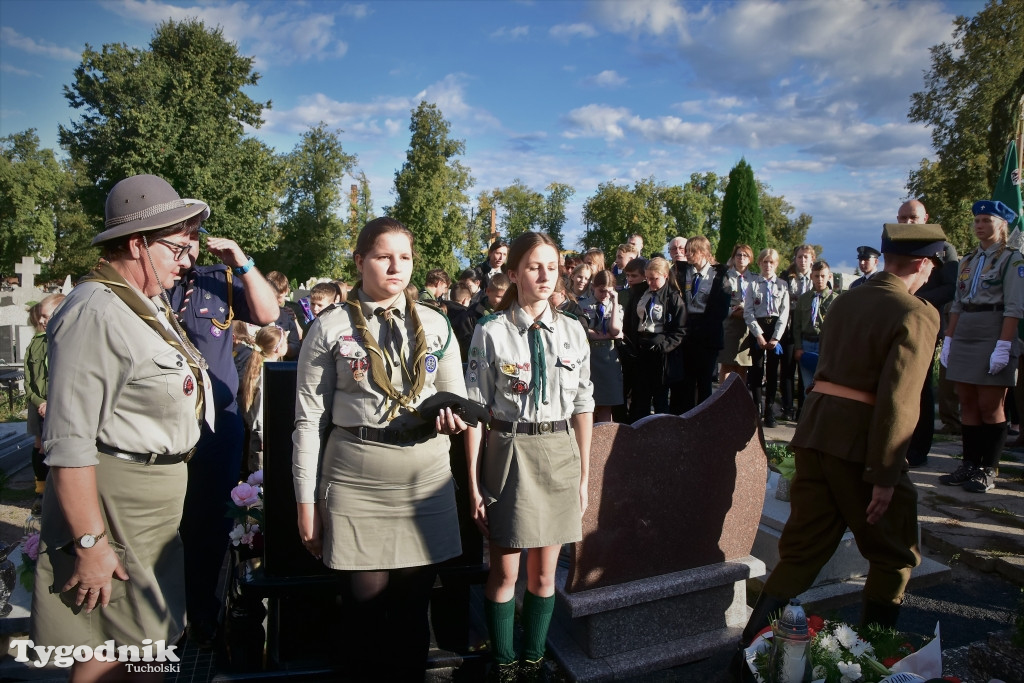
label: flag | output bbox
[995,139,1023,248]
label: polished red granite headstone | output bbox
[566,374,766,593]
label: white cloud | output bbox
[593,0,691,39]
[763,159,832,174]
[0,62,40,78]
[491,25,530,39]
[0,27,80,61]
[549,23,597,40]
[340,4,371,19]
[103,0,350,65]
[563,104,713,144]
[589,70,626,88]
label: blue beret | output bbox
[972,200,1017,224]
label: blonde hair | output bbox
[582,248,606,274]
[685,235,712,261]
[758,248,780,267]
[240,325,287,412]
[28,293,65,332]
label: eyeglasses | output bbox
[156,238,192,261]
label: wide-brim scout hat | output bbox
[972,199,1018,224]
[93,174,210,245]
[880,223,946,263]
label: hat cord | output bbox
[142,234,208,370]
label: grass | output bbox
[990,506,1015,516]
[0,393,27,423]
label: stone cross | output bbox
[14,257,40,290]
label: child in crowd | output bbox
[240,325,288,474]
[623,257,685,422]
[309,281,342,317]
[465,231,593,680]
[579,270,624,423]
[612,243,639,287]
[792,260,839,395]
[231,320,256,381]
[23,293,64,515]
[744,248,791,427]
[447,282,476,362]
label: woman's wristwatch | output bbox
[75,531,107,549]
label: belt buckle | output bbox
[146,453,158,466]
[539,421,552,434]
[183,446,197,463]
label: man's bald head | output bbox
[897,200,929,224]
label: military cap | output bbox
[972,199,1018,224]
[856,245,881,260]
[93,174,210,245]
[880,223,946,261]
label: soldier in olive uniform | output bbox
[465,231,594,681]
[737,223,946,663]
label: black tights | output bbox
[338,566,437,681]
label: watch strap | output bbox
[233,257,255,276]
[75,530,107,548]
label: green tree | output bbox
[49,157,98,281]
[717,159,767,265]
[269,123,357,282]
[491,179,545,240]
[540,182,575,249]
[0,130,62,278]
[389,101,474,284]
[663,172,726,253]
[758,182,816,266]
[907,0,1024,254]
[59,19,282,256]
[582,177,671,258]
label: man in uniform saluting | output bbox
[736,223,946,657]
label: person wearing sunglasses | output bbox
[165,202,279,650]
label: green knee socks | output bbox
[521,591,555,662]
[485,597,516,664]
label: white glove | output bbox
[940,336,952,368]
[989,340,1012,375]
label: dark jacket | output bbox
[622,282,686,383]
[680,262,731,349]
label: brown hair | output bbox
[591,269,616,289]
[731,243,754,262]
[645,257,680,291]
[102,221,198,260]
[496,231,560,311]
[685,235,712,261]
[265,271,290,295]
[425,268,451,287]
[623,257,647,275]
[309,282,341,303]
[354,217,415,259]
[240,325,287,412]
[582,248,606,274]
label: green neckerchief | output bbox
[80,260,206,422]
[346,284,428,421]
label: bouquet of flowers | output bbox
[227,470,264,550]
[18,532,39,592]
[746,615,947,683]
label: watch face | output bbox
[79,534,96,549]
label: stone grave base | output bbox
[749,472,950,612]
[544,555,765,682]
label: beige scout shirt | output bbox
[724,268,757,308]
[465,303,595,423]
[43,281,202,467]
[951,243,1024,318]
[292,291,466,503]
[744,276,791,339]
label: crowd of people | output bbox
[24,170,1023,682]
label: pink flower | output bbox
[247,470,264,486]
[23,533,39,561]
[231,483,260,507]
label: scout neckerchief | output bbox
[80,260,207,422]
[346,285,428,421]
[964,242,1006,301]
[811,292,821,328]
[517,302,552,406]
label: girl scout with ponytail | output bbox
[292,217,467,681]
[464,231,595,681]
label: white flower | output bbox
[228,523,246,547]
[848,637,873,658]
[818,634,841,654]
[837,660,862,681]
[834,623,860,650]
[812,665,826,679]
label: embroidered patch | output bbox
[512,379,529,394]
[469,359,478,371]
[210,325,223,338]
[960,268,971,281]
[500,363,519,377]
[468,372,478,384]
[183,376,194,396]
[349,357,368,381]
[425,355,438,373]
[339,343,352,356]
[517,362,530,371]
[470,346,480,357]
[199,307,209,314]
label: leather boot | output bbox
[860,599,900,629]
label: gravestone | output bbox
[14,257,39,290]
[545,375,767,681]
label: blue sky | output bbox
[0,0,989,274]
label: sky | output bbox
[0,0,990,274]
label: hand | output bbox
[580,480,589,518]
[608,290,618,304]
[469,487,488,537]
[38,401,46,418]
[989,340,1012,375]
[63,540,127,613]
[296,503,322,560]
[940,336,952,368]
[205,237,249,269]
[794,349,803,362]
[865,485,895,525]
[730,306,744,319]
[757,335,768,349]
[435,407,468,435]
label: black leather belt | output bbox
[757,316,779,326]
[97,443,196,465]
[341,423,435,445]
[802,334,820,342]
[490,419,569,435]
[589,339,616,348]
[962,303,1004,312]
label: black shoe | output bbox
[963,467,996,493]
[30,495,42,517]
[518,658,547,682]
[764,414,778,428]
[486,661,518,683]
[780,409,794,421]
[938,463,976,486]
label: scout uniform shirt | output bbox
[792,287,841,351]
[578,294,624,341]
[635,288,674,334]
[292,291,466,504]
[951,242,1024,319]
[725,268,757,310]
[743,276,790,340]
[466,302,595,424]
[684,262,715,314]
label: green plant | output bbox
[0,392,27,423]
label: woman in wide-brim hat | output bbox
[941,200,1023,495]
[32,174,211,682]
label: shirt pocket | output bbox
[555,356,582,404]
[144,348,193,402]
[335,347,371,393]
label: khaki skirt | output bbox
[480,428,582,548]
[947,310,1019,387]
[719,316,752,366]
[318,425,462,570]
[32,455,187,648]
